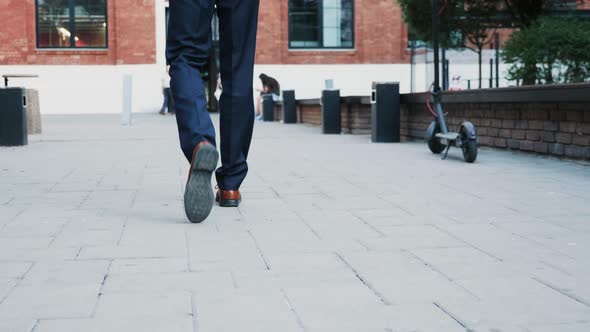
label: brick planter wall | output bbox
[298,102,322,126]
[295,97,371,134]
[400,101,590,158]
[273,103,283,122]
[401,84,590,159]
[341,97,372,135]
[288,83,590,160]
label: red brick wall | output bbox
[256,0,410,65]
[0,0,156,65]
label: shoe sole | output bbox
[184,144,219,223]
[219,199,240,208]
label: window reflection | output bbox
[74,0,107,47]
[36,0,107,48]
[289,0,354,49]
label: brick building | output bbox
[0,0,156,65]
[254,0,417,99]
[0,0,419,114]
[0,0,165,115]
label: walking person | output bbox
[166,0,259,223]
[159,66,175,115]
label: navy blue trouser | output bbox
[166,0,259,190]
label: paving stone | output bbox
[102,271,234,297]
[109,258,188,274]
[77,244,185,260]
[0,207,24,226]
[410,246,519,280]
[381,304,467,332]
[524,322,590,332]
[0,114,589,330]
[0,278,18,301]
[440,277,590,328]
[280,274,390,331]
[337,251,479,305]
[0,283,101,319]
[0,319,37,332]
[185,231,270,272]
[94,293,191,317]
[193,290,302,332]
[35,316,193,332]
[362,224,465,250]
[21,260,109,286]
[0,262,33,279]
[0,247,79,261]
[0,237,54,250]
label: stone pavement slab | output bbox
[0,113,589,331]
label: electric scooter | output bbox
[424,0,478,163]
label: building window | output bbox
[289,0,354,49]
[36,0,108,49]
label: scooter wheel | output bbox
[460,127,478,163]
[426,121,446,154]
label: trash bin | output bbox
[321,89,341,134]
[282,90,297,124]
[262,94,274,122]
[0,88,28,146]
[371,82,400,143]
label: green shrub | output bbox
[502,17,590,85]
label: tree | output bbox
[397,0,585,86]
[502,17,590,84]
[500,0,585,84]
[397,0,500,86]
[397,0,580,42]
[397,0,463,48]
[502,0,547,27]
[456,0,499,88]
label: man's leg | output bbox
[166,0,216,160]
[215,0,260,191]
[167,0,219,223]
[166,88,176,114]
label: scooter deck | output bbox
[435,132,460,140]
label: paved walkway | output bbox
[1,114,589,332]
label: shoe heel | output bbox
[193,144,219,172]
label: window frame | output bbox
[288,0,355,50]
[35,0,109,50]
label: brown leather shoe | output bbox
[215,189,242,207]
[184,141,219,223]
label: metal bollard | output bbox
[321,89,341,134]
[262,94,274,122]
[282,90,297,124]
[122,74,133,126]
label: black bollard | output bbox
[0,88,28,146]
[321,89,341,134]
[262,94,274,122]
[282,90,297,124]
[371,82,400,143]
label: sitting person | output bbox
[255,73,280,121]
